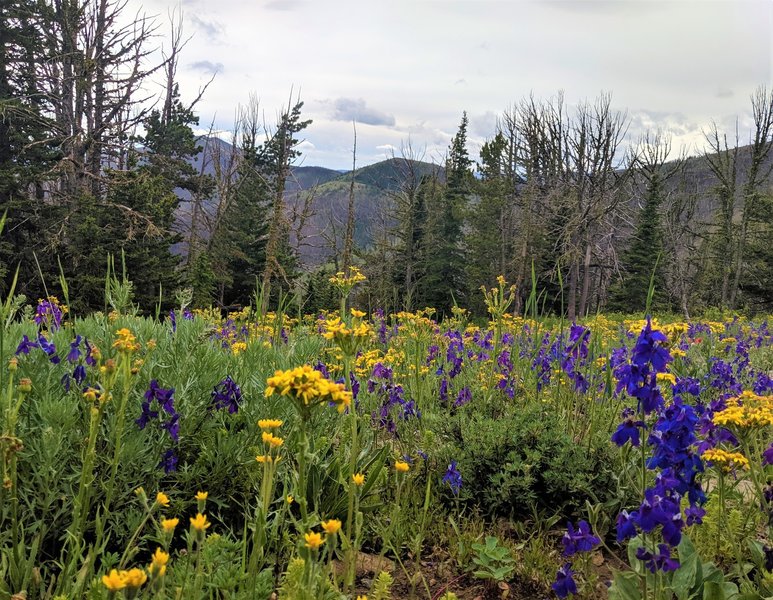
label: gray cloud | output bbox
[716,87,734,99]
[189,15,224,41]
[189,60,223,74]
[332,98,395,127]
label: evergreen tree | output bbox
[219,134,270,306]
[420,112,472,314]
[607,171,671,313]
[608,134,683,313]
[258,99,311,308]
[467,131,516,313]
[0,1,59,296]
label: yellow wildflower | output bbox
[262,431,284,448]
[286,495,294,504]
[256,454,273,463]
[321,519,342,535]
[394,460,410,473]
[155,492,170,507]
[656,373,676,386]
[701,448,750,470]
[304,531,325,549]
[123,568,147,588]
[352,472,365,486]
[258,419,283,430]
[161,517,179,532]
[195,491,208,502]
[113,328,140,353]
[102,569,127,591]
[351,308,366,318]
[149,547,169,577]
[189,513,210,532]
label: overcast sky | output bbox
[127,0,772,170]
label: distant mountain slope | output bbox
[176,137,444,266]
[286,166,342,191]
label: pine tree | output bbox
[608,133,682,313]
[0,1,59,296]
[420,112,472,314]
[258,99,311,309]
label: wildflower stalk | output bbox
[59,397,104,594]
[118,495,156,568]
[716,469,724,559]
[343,355,358,591]
[297,418,310,525]
[104,354,133,518]
[2,366,27,585]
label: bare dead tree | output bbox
[342,121,357,272]
[703,120,739,308]
[730,86,773,306]
[42,0,161,197]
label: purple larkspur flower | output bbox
[551,563,577,598]
[561,520,600,557]
[442,460,462,496]
[211,375,242,414]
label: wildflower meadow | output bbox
[1,269,772,600]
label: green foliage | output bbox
[371,570,394,600]
[419,113,472,315]
[470,536,516,583]
[444,402,618,519]
[690,492,762,570]
[187,252,217,308]
[609,535,741,600]
[608,172,672,313]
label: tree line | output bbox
[2,1,772,317]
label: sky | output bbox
[126,0,773,170]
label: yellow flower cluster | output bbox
[480,275,517,317]
[257,418,284,464]
[303,519,342,550]
[713,391,773,428]
[161,517,178,532]
[102,567,148,591]
[321,316,372,354]
[328,266,367,288]
[394,460,410,473]
[149,547,169,577]
[701,448,750,470]
[656,372,676,386]
[113,328,140,353]
[262,431,284,448]
[265,366,352,413]
[354,349,383,378]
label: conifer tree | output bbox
[0,1,59,295]
[421,112,472,314]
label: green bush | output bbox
[442,401,620,519]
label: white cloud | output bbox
[125,0,773,169]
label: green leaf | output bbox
[703,581,725,600]
[670,550,701,600]
[608,571,642,600]
[627,537,646,576]
[678,534,698,562]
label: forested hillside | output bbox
[2,1,772,316]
